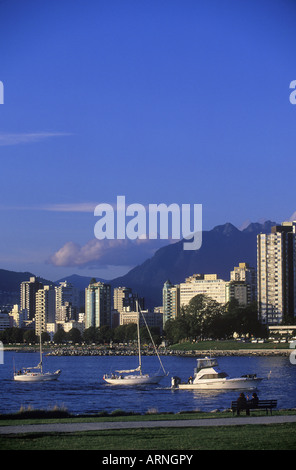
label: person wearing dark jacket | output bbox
[236,392,249,416]
[248,392,259,408]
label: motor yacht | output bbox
[171,357,262,390]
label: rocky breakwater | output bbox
[168,349,290,357]
[46,345,291,357]
[47,345,161,357]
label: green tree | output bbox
[222,299,241,338]
[164,294,232,344]
[113,324,137,343]
[2,327,24,344]
[138,326,161,346]
[23,329,37,344]
[183,294,225,339]
[97,325,112,343]
[67,327,82,344]
[83,326,98,344]
[224,301,267,338]
[41,331,50,343]
[164,312,191,344]
[53,328,67,344]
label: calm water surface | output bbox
[1,351,295,415]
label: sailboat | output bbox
[103,302,167,385]
[13,333,61,382]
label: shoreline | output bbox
[4,345,291,357]
[1,406,296,421]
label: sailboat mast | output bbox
[139,303,167,376]
[136,300,142,375]
[39,331,43,373]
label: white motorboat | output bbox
[13,334,61,382]
[103,302,167,385]
[171,357,262,390]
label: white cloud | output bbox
[42,202,98,212]
[0,132,72,146]
[48,237,172,268]
[0,202,98,212]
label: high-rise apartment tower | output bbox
[20,276,43,320]
[162,280,180,326]
[85,281,111,328]
[257,222,296,324]
[35,285,56,336]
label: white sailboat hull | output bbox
[175,377,262,390]
[14,370,61,382]
[13,332,62,383]
[103,374,164,385]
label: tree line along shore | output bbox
[4,341,291,357]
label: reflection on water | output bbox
[0,352,295,415]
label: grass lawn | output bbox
[170,340,289,351]
[1,410,296,450]
[1,408,295,426]
[1,422,296,450]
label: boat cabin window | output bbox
[199,372,228,379]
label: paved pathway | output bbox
[1,414,296,435]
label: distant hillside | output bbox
[0,269,54,307]
[109,220,276,307]
[55,274,107,308]
[55,274,107,290]
[0,270,106,309]
[0,269,53,293]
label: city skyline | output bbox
[0,0,296,282]
[4,221,296,332]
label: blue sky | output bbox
[0,0,295,281]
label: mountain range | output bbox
[0,220,276,309]
[108,220,276,307]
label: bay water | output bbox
[1,351,295,415]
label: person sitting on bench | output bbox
[248,392,259,408]
[236,392,250,416]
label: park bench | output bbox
[231,399,277,416]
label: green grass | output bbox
[1,423,296,450]
[170,340,289,351]
[0,409,210,426]
[1,409,296,450]
[1,408,295,426]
